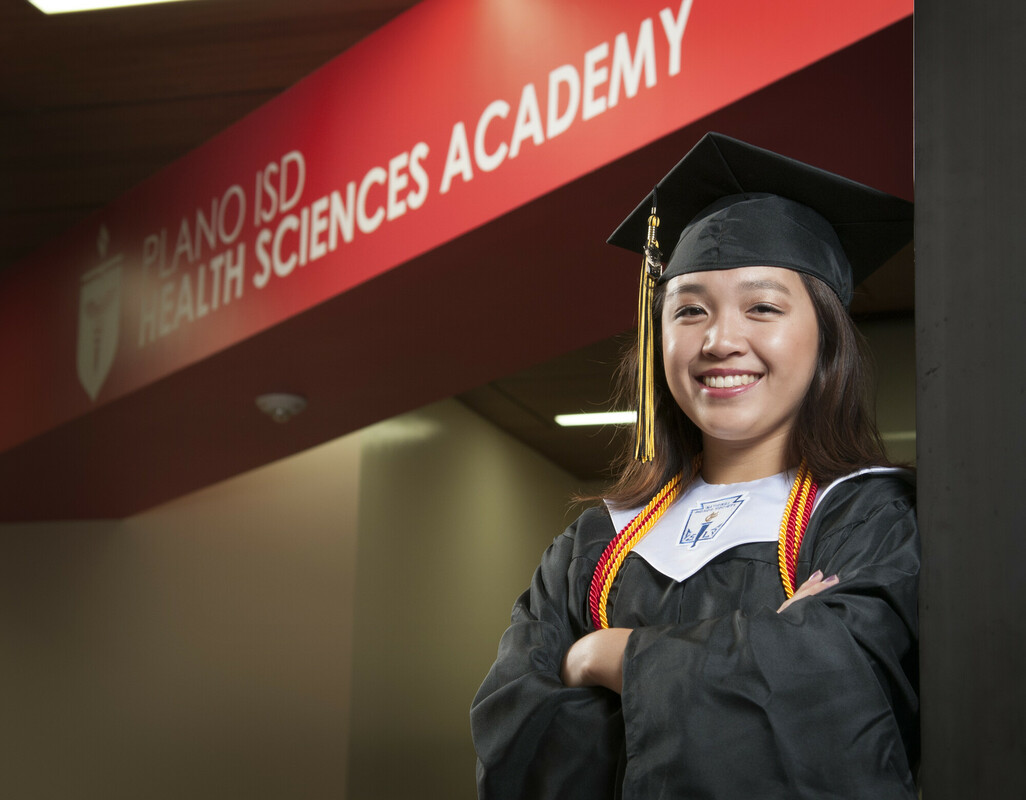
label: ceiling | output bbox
[0,0,423,273]
[0,1,914,514]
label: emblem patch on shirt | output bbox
[680,493,747,548]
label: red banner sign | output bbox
[0,0,911,454]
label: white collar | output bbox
[604,466,910,582]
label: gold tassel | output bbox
[635,196,661,462]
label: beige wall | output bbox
[860,317,917,465]
[0,431,362,798]
[347,399,587,799]
[0,398,585,799]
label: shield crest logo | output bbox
[679,493,747,548]
[77,229,123,401]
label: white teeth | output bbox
[702,374,757,388]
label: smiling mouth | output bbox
[700,374,760,388]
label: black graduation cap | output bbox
[607,132,913,307]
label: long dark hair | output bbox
[601,272,893,509]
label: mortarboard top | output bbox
[607,132,913,307]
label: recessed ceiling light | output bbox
[28,0,197,14]
[554,411,637,427]
[881,430,916,442]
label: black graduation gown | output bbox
[471,472,919,800]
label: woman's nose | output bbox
[702,315,747,359]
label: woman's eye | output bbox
[750,303,782,315]
[675,304,705,318]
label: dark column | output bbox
[916,1,1026,795]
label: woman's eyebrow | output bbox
[665,282,707,298]
[738,278,792,295]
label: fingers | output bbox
[798,570,839,596]
[777,570,839,613]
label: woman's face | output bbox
[661,266,819,456]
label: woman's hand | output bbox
[777,569,839,613]
[560,627,633,693]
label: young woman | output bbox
[471,133,918,799]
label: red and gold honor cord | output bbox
[588,473,683,630]
[588,462,819,630]
[777,461,818,599]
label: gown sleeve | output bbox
[619,474,919,799]
[471,508,626,800]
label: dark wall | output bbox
[916,1,1026,795]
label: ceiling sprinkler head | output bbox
[255,393,307,423]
